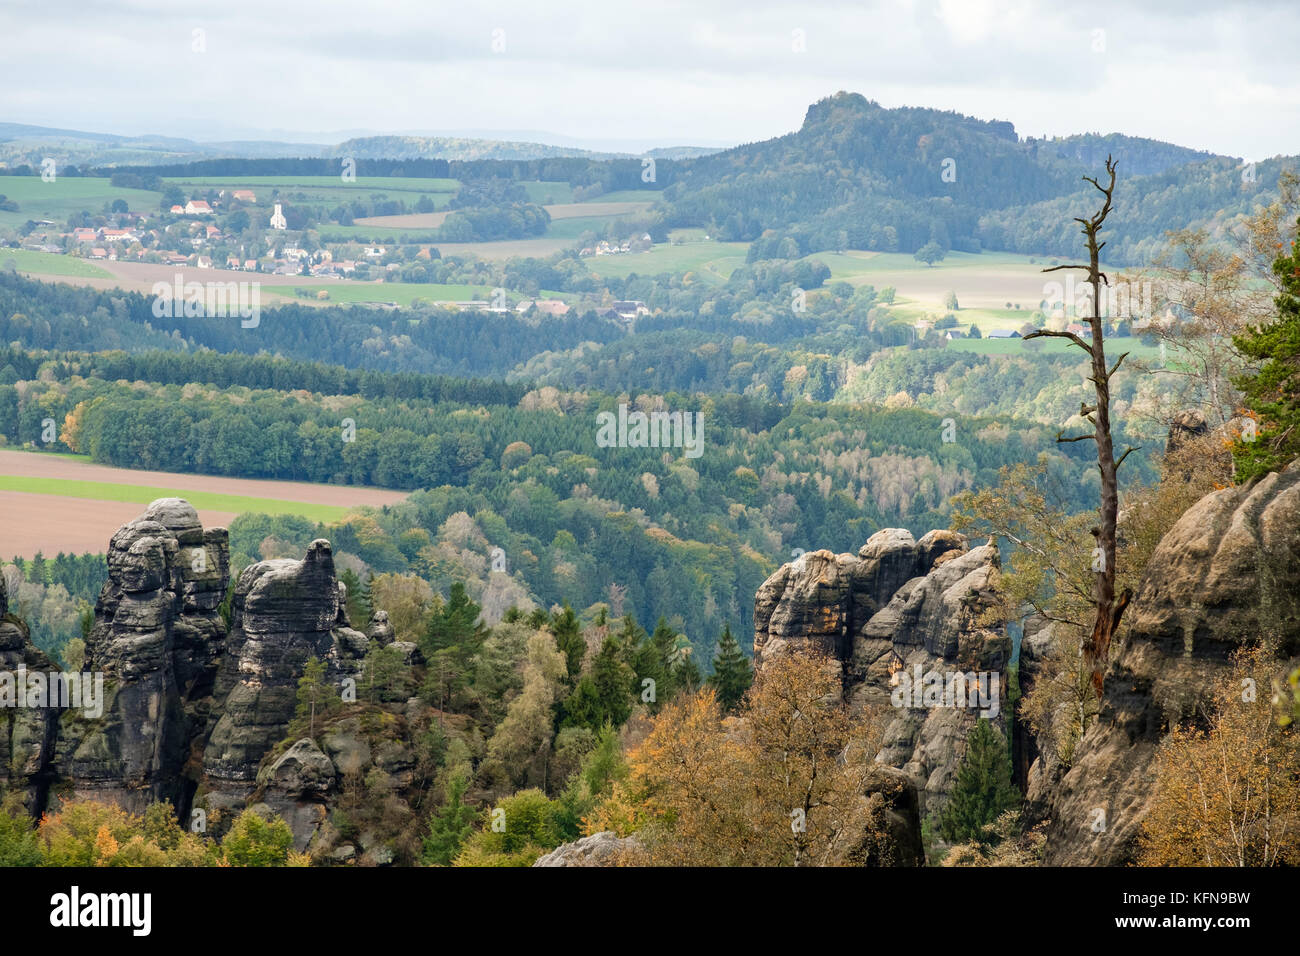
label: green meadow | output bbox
[0,175,158,229]
[0,474,351,522]
[163,175,460,205]
[584,239,750,280]
[2,248,113,278]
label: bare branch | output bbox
[1115,446,1141,470]
[1056,432,1096,444]
[1024,328,1093,353]
[1107,352,1130,379]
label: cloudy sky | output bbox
[1,0,1296,159]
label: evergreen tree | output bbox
[550,603,585,685]
[295,655,341,736]
[1233,222,1300,480]
[422,582,487,657]
[421,774,477,865]
[707,624,754,712]
[634,617,680,710]
[561,635,634,731]
[938,719,1019,844]
[339,568,371,625]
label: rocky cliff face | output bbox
[0,572,60,812]
[1041,462,1300,865]
[754,528,1008,815]
[2,500,377,847]
[198,538,368,823]
[60,498,228,813]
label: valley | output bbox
[0,4,1295,892]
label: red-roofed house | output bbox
[184,200,213,215]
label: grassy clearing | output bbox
[2,248,113,278]
[0,475,352,522]
[0,176,158,229]
[164,175,459,200]
[262,282,494,305]
[520,181,573,203]
[584,239,750,279]
[591,189,664,203]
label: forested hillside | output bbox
[0,340,1106,663]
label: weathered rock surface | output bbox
[255,737,336,851]
[533,831,641,866]
[200,539,364,805]
[1165,408,1209,456]
[0,572,60,811]
[1043,463,1300,865]
[754,529,1008,816]
[60,498,228,812]
[1013,614,1063,818]
[7,501,417,858]
[366,610,395,648]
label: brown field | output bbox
[0,491,240,557]
[0,449,407,557]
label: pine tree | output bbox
[939,719,1020,844]
[422,774,477,865]
[339,568,370,625]
[1233,221,1300,480]
[422,582,486,657]
[550,603,585,685]
[707,624,753,712]
[295,656,340,736]
[561,636,634,731]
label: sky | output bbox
[1,0,1297,159]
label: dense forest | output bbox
[0,339,1107,663]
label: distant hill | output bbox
[0,122,720,168]
[656,91,1291,263]
[328,135,611,161]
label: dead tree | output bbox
[1024,156,1136,697]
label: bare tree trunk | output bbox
[1025,156,1135,696]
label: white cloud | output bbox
[0,0,1294,157]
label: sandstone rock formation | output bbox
[1165,407,1209,456]
[60,498,228,812]
[199,538,367,816]
[4,498,385,848]
[754,528,1007,816]
[533,831,641,866]
[0,572,60,811]
[1042,462,1300,864]
[366,610,395,648]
